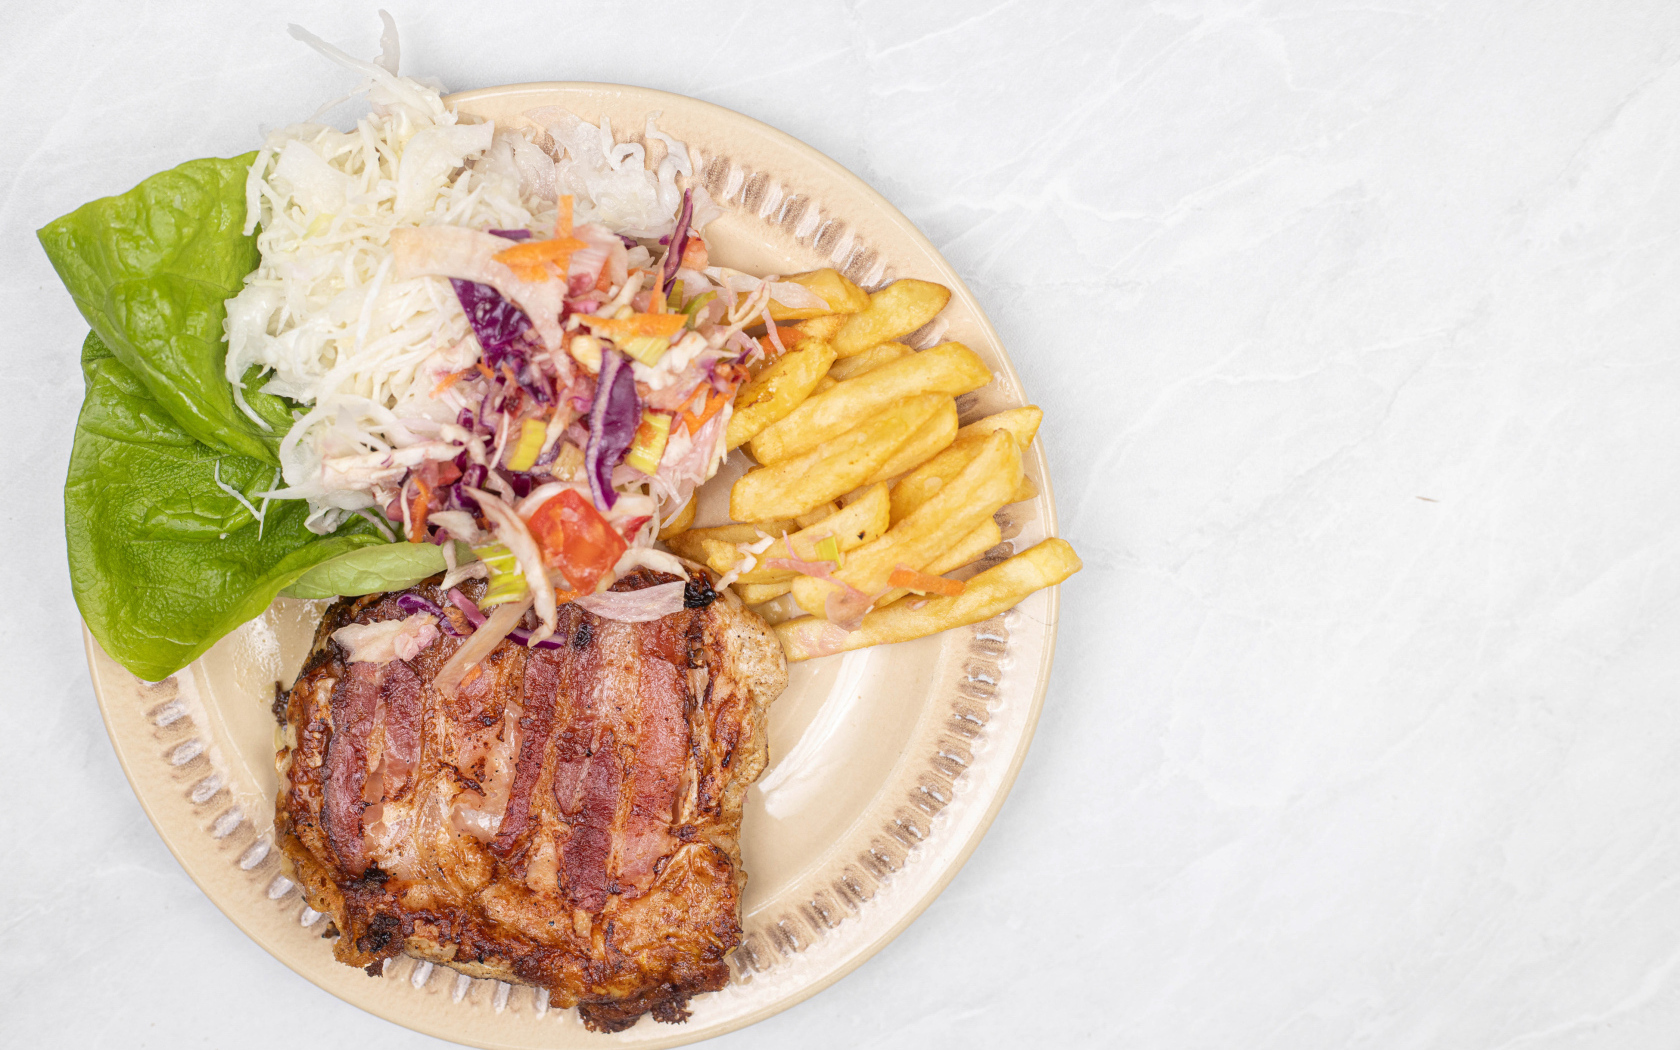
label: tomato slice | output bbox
[527,488,628,593]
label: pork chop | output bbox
[273,569,786,1031]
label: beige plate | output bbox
[83,84,1061,1048]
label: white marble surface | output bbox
[5,1,1680,1046]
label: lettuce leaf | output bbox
[284,542,449,600]
[49,158,457,680]
[38,155,293,463]
[66,332,390,681]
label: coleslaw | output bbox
[223,18,824,645]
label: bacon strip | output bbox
[554,617,616,910]
[324,661,381,876]
[490,648,562,859]
[564,729,620,912]
[377,659,423,800]
[617,622,686,894]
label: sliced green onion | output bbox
[475,542,528,608]
[682,290,717,327]
[620,334,670,366]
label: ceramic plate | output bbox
[83,83,1062,1048]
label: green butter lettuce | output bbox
[283,542,449,600]
[46,157,456,682]
[67,333,390,680]
[38,155,293,463]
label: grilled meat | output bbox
[274,570,786,1031]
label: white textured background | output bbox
[6,2,1680,1047]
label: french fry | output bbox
[864,397,957,484]
[1009,475,1038,504]
[753,326,810,365]
[791,430,1022,615]
[735,579,793,604]
[658,499,696,540]
[776,539,1082,661]
[730,395,947,521]
[767,268,870,320]
[831,279,952,358]
[794,502,841,528]
[664,520,795,563]
[889,406,1043,523]
[747,342,991,465]
[828,341,912,382]
[954,405,1043,446]
[745,591,805,625]
[691,485,890,583]
[928,517,1003,573]
[793,314,849,343]
[727,340,838,450]
[871,517,1001,608]
[812,375,838,395]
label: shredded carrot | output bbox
[474,362,495,381]
[553,588,583,607]
[888,565,965,597]
[671,385,708,432]
[407,476,434,543]
[757,326,805,358]
[582,312,687,342]
[430,368,470,398]
[493,232,588,283]
[682,387,734,434]
[556,194,573,238]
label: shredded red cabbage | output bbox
[584,348,639,510]
[487,228,532,240]
[499,468,535,498]
[451,279,532,370]
[507,628,564,650]
[396,593,463,635]
[448,588,487,627]
[449,463,488,514]
[659,189,694,294]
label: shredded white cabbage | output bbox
[223,19,700,533]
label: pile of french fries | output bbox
[663,268,1081,662]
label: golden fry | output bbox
[776,538,1082,661]
[694,485,890,584]
[664,520,794,563]
[657,499,696,540]
[735,579,793,604]
[828,341,911,382]
[744,591,804,624]
[792,430,1022,615]
[871,516,1002,608]
[747,342,991,465]
[954,405,1043,446]
[767,268,870,320]
[864,397,957,484]
[730,395,947,521]
[831,279,952,358]
[793,314,849,343]
[889,406,1043,523]
[727,340,837,450]
[794,502,841,528]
